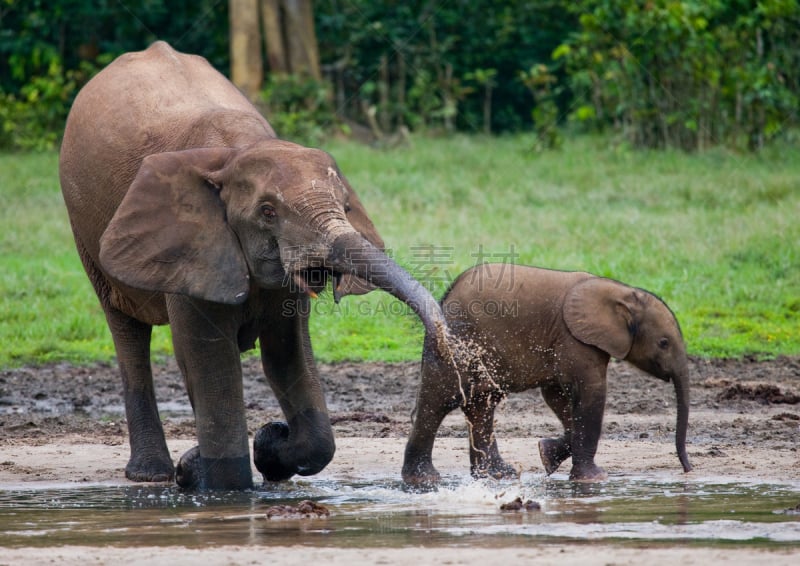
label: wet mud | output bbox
[1,356,798,454]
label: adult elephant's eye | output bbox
[261,204,277,218]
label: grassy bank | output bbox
[1,134,798,367]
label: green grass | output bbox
[1,134,798,368]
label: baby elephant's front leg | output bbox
[567,379,608,481]
[539,380,607,480]
[539,383,574,475]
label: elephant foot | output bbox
[175,446,201,489]
[471,459,518,480]
[254,422,294,482]
[538,438,570,475]
[568,462,608,482]
[125,451,175,483]
[254,416,335,483]
[175,445,253,490]
[401,459,441,491]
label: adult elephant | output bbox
[59,42,449,490]
[402,264,692,486]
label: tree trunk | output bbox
[283,0,321,79]
[483,84,492,135]
[396,52,407,128]
[379,54,390,132]
[261,0,288,75]
[230,0,263,100]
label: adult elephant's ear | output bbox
[333,178,386,299]
[563,277,645,360]
[99,147,250,304]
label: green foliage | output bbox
[0,0,229,86]
[3,137,798,367]
[3,1,799,152]
[519,64,563,151]
[556,0,800,151]
[315,0,575,134]
[0,57,106,151]
[0,0,228,150]
[259,74,337,146]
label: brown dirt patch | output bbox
[2,356,799,460]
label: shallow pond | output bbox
[1,473,799,549]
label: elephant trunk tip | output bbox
[431,318,454,358]
[678,450,692,473]
[434,325,490,380]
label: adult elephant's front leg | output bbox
[254,294,335,482]
[167,295,253,490]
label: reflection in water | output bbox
[0,475,798,549]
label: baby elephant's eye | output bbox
[657,337,670,350]
[261,204,277,218]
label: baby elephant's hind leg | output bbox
[463,393,517,479]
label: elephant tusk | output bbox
[292,272,319,299]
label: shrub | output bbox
[555,0,800,151]
[259,74,337,146]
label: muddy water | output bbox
[1,473,799,549]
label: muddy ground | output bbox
[1,356,799,565]
[1,355,798,477]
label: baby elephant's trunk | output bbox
[673,368,692,472]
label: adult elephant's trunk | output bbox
[327,232,450,355]
[673,367,692,473]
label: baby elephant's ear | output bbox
[99,147,250,304]
[563,277,646,360]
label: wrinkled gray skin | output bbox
[59,42,448,490]
[402,264,692,487]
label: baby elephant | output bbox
[402,264,692,486]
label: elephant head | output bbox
[97,139,447,344]
[563,277,692,473]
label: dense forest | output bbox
[1,0,798,151]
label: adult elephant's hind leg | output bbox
[255,294,335,482]
[104,307,174,482]
[76,229,172,483]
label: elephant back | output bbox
[441,263,591,345]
